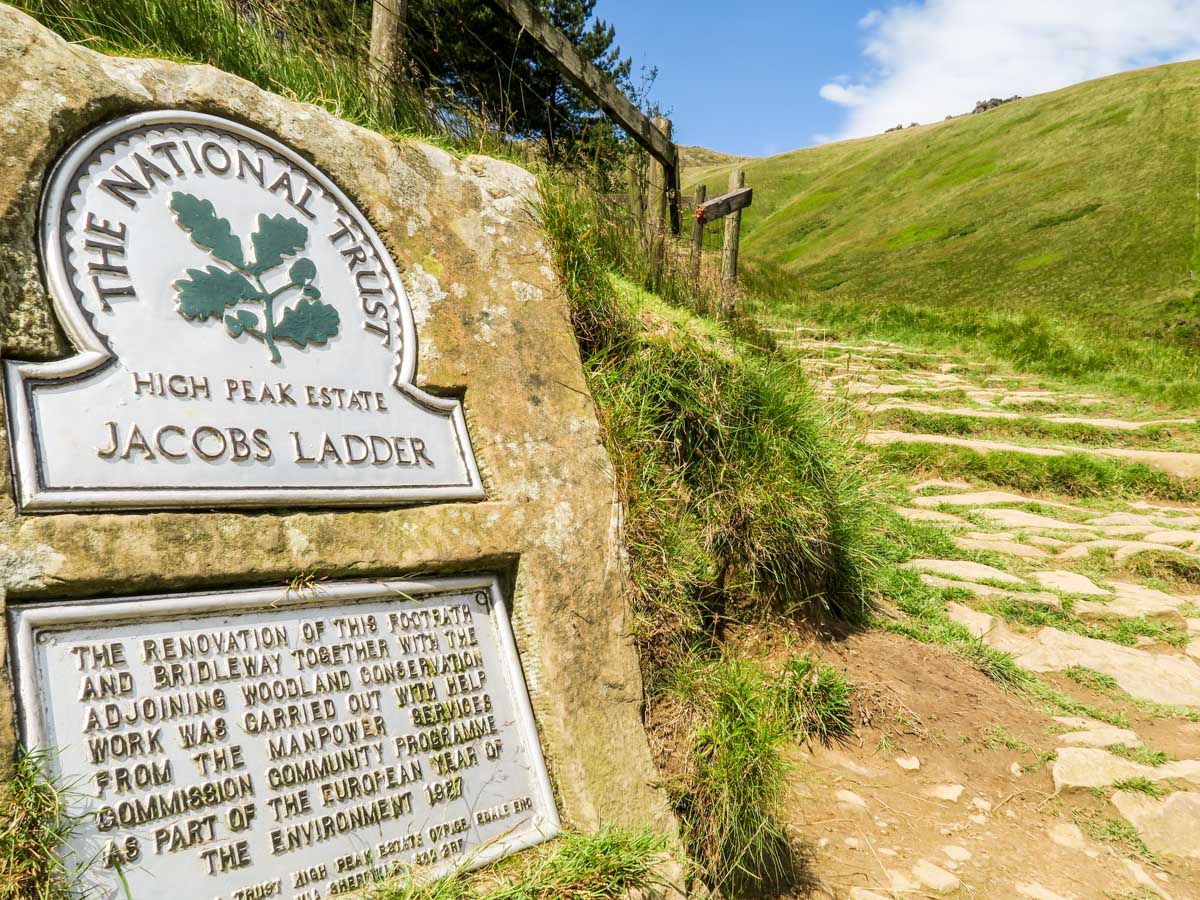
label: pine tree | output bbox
[404,0,635,162]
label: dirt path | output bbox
[775,327,1200,899]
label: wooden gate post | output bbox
[690,183,706,281]
[370,0,410,94]
[646,117,672,279]
[721,169,745,315]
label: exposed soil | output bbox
[774,631,1197,899]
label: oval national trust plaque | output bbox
[5,110,483,511]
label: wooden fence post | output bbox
[666,155,681,237]
[721,169,745,315]
[627,151,646,232]
[690,183,706,280]
[646,117,672,279]
[370,0,409,93]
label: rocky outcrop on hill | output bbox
[973,95,1022,114]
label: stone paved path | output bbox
[776,325,1200,897]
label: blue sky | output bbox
[593,0,1200,157]
[593,1,876,156]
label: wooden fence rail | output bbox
[484,0,681,234]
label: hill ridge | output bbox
[687,58,1200,359]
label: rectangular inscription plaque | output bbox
[9,577,559,899]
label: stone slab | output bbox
[949,606,1200,706]
[919,575,1061,608]
[953,535,1049,558]
[895,507,969,525]
[1094,447,1200,480]
[1056,726,1142,749]
[1052,748,1200,791]
[902,559,1027,586]
[979,509,1094,533]
[1016,631,1200,706]
[911,490,1068,509]
[1031,570,1110,596]
[1111,791,1200,859]
[1074,582,1187,619]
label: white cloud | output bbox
[819,0,1200,140]
[818,82,870,107]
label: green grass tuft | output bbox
[0,752,76,900]
[869,408,1184,451]
[1065,666,1120,691]
[667,659,801,896]
[17,0,446,142]
[1110,778,1167,798]
[1105,745,1174,768]
[537,175,881,670]
[367,828,670,899]
[1072,809,1161,865]
[772,655,855,745]
[874,442,1198,502]
[535,169,879,895]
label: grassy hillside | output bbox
[688,62,1200,402]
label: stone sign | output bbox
[0,11,681,900]
[4,110,483,512]
[10,576,558,898]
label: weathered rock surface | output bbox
[902,558,1027,585]
[1032,570,1110,595]
[924,783,965,802]
[1075,581,1188,619]
[1047,823,1086,850]
[1055,724,1142,749]
[911,859,961,893]
[919,574,1060,607]
[1016,630,1200,707]
[1052,748,1200,791]
[911,489,1068,508]
[978,509,1093,532]
[949,605,1200,706]
[1111,791,1200,859]
[869,429,1200,479]
[1015,884,1071,900]
[0,4,676,842]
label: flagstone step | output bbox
[948,604,1200,707]
[866,430,1200,479]
[1052,747,1200,791]
[864,399,1196,431]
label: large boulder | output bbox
[0,1,675,848]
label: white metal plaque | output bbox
[9,577,559,899]
[5,111,483,511]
